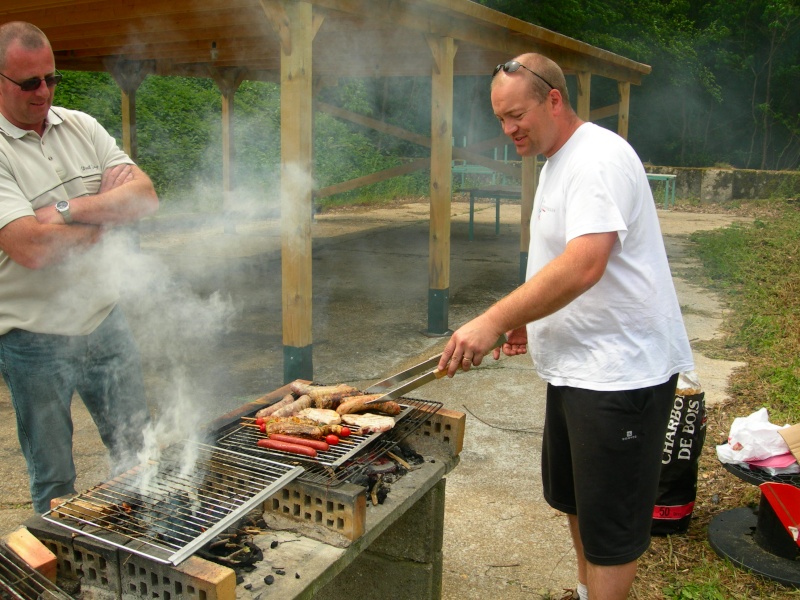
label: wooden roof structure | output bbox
[2,0,652,382]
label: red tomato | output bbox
[259,423,266,433]
[325,434,339,445]
[339,427,351,437]
[255,417,264,425]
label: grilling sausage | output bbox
[270,395,313,418]
[257,438,317,457]
[289,383,361,408]
[255,393,295,419]
[268,433,330,452]
[336,395,402,416]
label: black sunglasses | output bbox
[492,61,554,90]
[0,69,62,92]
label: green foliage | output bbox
[690,200,800,421]
[662,582,727,600]
[54,71,123,140]
[478,0,800,170]
[51,72,430,207]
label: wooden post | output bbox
[519,155,537,283]
[106,60,152,160]
[617,80,630,140]
[209,68,246,234]
[264,0,315,382]
[426,35,455,335]
[576,71,591,122]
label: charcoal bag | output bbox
[652,371,707,535]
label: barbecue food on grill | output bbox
[257,438,317,457]
[340,413,396,434]
[268,433,330,452]
[298,408,342,425]
[255,393,295,419]
[264,421,325,439]
[270,395,313,418]
[336,395,402,416]
[289,382,361,408]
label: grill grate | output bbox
[215,396,443,485]
[0,543,72,600]
[42,441,303,565]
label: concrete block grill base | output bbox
[22,515,237,600]
[18,389,466,599]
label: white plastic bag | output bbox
[716,407,791,465]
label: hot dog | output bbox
[257,438,317,457]
[268,433,329,452]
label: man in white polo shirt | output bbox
[0,21,159,513]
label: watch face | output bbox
[56,200,69,211]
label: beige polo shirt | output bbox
[0,107,133,336]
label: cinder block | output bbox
[264,479,366,546]
[25,514,235,600]
[406,407,466,457]
[120,554,236,600]
[24,515,121,598]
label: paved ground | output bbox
[0,198,750,597]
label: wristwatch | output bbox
[55,200,72,224]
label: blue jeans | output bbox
[0,306,149,513]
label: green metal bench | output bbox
[463,185,522,241]
[647,173,677,209]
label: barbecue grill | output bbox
[17,374,462,600]
[0,542,72,600]
[42,440,303,565]
[40,389,441,568]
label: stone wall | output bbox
[644,166,800,203]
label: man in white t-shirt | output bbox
[438,53,694,600]
[0,22,159,513]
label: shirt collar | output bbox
[0,108,63,139]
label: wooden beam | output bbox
[589,103,619,122]
[105,59,153,160]
[315,157,430,198]
[269,0,315,381]
[315,101,431,147]
[209,67,247,233]
[575,71,591,122]
[617,80,630,139]
[426,34,455,335]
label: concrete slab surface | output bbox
[0,198,749,597]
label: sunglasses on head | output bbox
[492,60,554,90]
[0,70,62,92]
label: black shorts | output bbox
[541,374,678,566]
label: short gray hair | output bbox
[0,22,50,71]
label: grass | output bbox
[635,199,800,599]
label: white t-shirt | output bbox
[0,108,133,336]
[525,122,694,390]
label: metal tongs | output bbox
[362,335,507,405]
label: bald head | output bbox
[0,22,50,71]
[492,53,571,107]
